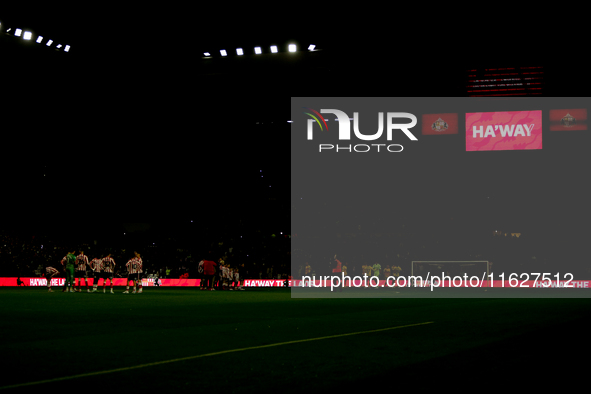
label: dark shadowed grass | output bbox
[1,287,590,392]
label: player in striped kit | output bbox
[123,251,143,294]
[75,250,91,292]
[221,263,229,290]
[198,260,205,290]
[90,256,104,293]
[234,267,244,290]
[45,265,60,292]
[228,266,236,290]
[101,253,116,294]
[236,263,245,290]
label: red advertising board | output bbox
[549,109,588,131]
[466,110,542,151]
[421,113,459,135]
[0,278,291,287]
[3,278,589,288]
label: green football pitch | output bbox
[1,287,590,392]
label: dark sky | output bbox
[1,8,293,228]
[2,6,589,236]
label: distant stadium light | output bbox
[203,52,211,56]
[6,28,11,33]
[64,45,70,52]
[46,40,53,46]
[270,45,278,53]
[288,120,293,123]
[255,47,262,54]
[23,31,32,40]
[308,44,315,51]
[56,44,62,49]
[36,36,43,43]
[288,44,296,52]
[220,49,227,56]
[236,48,243,55]
[15,28,22,37]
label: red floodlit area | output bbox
[466,67,544,96]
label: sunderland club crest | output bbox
[561,113,576,127]
[431,118,448,132]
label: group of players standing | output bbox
[198,258,245,290]
[44,250,144,294]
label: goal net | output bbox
[410,261,491,288]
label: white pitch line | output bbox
[0,321,433,390]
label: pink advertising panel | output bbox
[3,278,589,288]
[466,110,542,151]
[0,277,291,287]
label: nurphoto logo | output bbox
[304,108,418,152]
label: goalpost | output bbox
[410,261,491,288]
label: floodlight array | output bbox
[202,43,319,58]
[2,18,318,59]
[0,19,71,53]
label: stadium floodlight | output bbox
[36,36,43,43]
[56,44,62,49]
[236,48,243,55]
[15,28,22,36]
[203,52,211,56]
[308,44,315,51]
[270,45,278,53]
[64,45,70,52]
[220,49,227,56]
[23,31,32,40]
[288,44,296,52]
[254,47,262,54]
[46,40,53,46]
[287,120,293,123]
[6,28,11,33]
